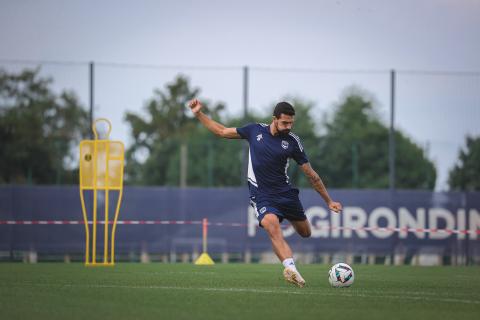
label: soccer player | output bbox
[188,99,342,287]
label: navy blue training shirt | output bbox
[236,123,309,194]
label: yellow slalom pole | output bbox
[202,218,207,253]
[194,217,214,265]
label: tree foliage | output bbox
[316,90,436,189]
[0,70,438,190]
[448,136,480,191]
[124,80,437,189]
[124,76,245,186]
[0,68,89,184]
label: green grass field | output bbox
[1,263,479,320]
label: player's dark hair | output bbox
[273,102,295,118]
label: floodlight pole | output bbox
[89,61,95,139]
[243,66,249,118]
[242,66,249,184]
[389,69,396,192]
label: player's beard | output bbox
[273,122,290,136]
[276,124,290,135]
[274,121,291,135]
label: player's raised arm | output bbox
[188,99,241,139]
[299,162,342,213]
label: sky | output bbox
[0,0,479,190]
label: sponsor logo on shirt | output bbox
[256,134,263,141]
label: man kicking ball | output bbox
[188,99,342,287]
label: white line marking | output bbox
[14,283,480,305]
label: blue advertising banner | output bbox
[0,186,479,257]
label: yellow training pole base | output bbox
[85,262,115,267]
[194,253,215,265]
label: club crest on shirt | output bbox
[281,140,289,149]
[256,134,263,141]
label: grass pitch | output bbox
[1,263,479,320]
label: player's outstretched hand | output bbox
[329,201,342,213]
[188,99,203,115]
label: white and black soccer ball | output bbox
[328,263,354,288]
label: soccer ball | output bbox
[328,263,354,288]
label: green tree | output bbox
[317,89,436,189]
[124,75,245,186]
[124,79,437,190]
[448,136,480,190]
[0,68,89,184]
[124,76,197,185]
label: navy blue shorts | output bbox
[249,185,306,226]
